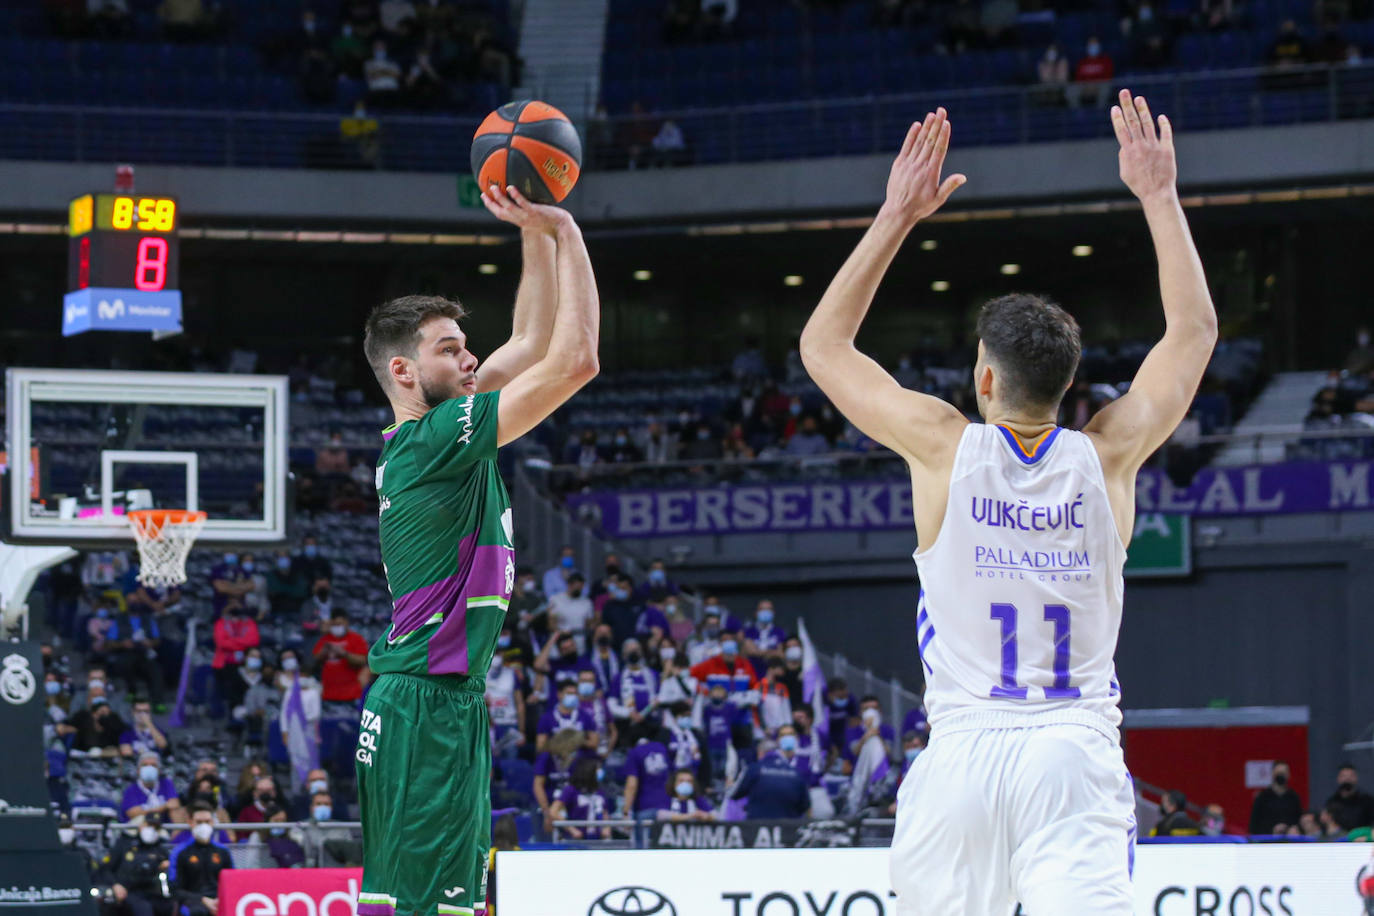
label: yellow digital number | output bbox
[154,199,176,232]
[137,198,157,230]
[112,197,134,230]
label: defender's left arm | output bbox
[476,188,561,393]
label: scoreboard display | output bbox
[63,192,183,336]
[67,194,180,292]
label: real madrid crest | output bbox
[0,654,35,705]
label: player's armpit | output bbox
[1083,321,1217,475]
[801,342,967,467]
[496,355,597,447]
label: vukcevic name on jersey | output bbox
[913,423,1126,735]
[368,391,514,679]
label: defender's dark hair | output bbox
[976,294,1082,409]
[363,295,467,391]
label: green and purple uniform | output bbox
[356,391,513,916]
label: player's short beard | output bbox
[419,373,460,409]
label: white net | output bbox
[128,510,206,588]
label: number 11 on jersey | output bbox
[990,603,1082,700]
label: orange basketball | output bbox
[470,100,583,205]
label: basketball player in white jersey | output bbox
[800,91,1216,914]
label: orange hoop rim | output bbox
[128,509,208,528]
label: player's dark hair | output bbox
[492,813,520,850]
[976,294,1081,410]
[189,802,214,816]
[570,757,600,791]
[1339,763,1359,773]
[363,295,467,392]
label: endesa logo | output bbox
[1152,885,1294,916]
[233,877,359,916]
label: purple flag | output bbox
[798,619,828,750]
[167,619,196,728]
[283,672,319,788]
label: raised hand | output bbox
[480,183,573,235]
[881,107,967,229]
[1111,89,1177,203]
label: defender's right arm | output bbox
[479,189,600,447]
[1085,90,1217,480]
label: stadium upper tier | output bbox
[1,0,1373,171]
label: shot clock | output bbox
[62,192,184,337]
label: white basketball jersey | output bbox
[913,423,1125,735]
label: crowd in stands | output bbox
[542,335,1262,493]
[1299,324,1374,459]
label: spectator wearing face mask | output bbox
[1325,764,1374,831]
[122,751,183,823]
[610,639,660,745]
[792,707,826,783]
[779,639,806,710]
[732,737,812,820]
[597,575,641,650]
[248,805,305,868]
[586,623,622,694]
[701,679,751,779]
[537,683,598,753]
[300,581,334,638]
[542,546,579,599]
[71,695,127,756]
[174,804,233,916]
[212,595,260,710]
[1150,790,1201,836]
[225,646,268,716]
[666,769,715,822]
[844,696,895,766]
[274,649,322,766]
[118,699,168,758]
[289,769,333,820]
[238,654,282,747]
[313,610,369,703]
[590,554,623,601]
[228,760,269,819]
[661,596,695,645]
[266,549,309,618]
[743,600,788,670]
[237,553,268,620]
[180,774,232,828]
[106,603,166,705]
[487,650,528,760]
[662,702,705,780]
[549,758,614,839]
[210,552,253,617]
[510,569,546,641]
[686,611,724,665]
[180,760,223,810]
[86,598,117,665]
[825,679,859,752]
[235,777,283,839]
[110,813,172,916]
[549,574,595,647]
[633,559,679,608]
[655,642,698,708]
[296,536,333,591]
[1346,326,1374,375]
[757,661,793,733]
[635,600,671,655]
[623,735,674,819]
[689,635,759,694]
[1249,760,1304,835]
[534,630,592,705]
[577,668,617,756]
[1068,35,1114,108]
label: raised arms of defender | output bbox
[1084,90,1218,541]
[478,185,601,447]
[800,109,970,471]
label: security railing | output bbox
[1,62,1371,172]
[70,819,361,870]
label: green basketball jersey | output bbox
[369,391,513,678]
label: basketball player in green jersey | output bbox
[356,184,599,916]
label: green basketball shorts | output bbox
[356,672,491,916]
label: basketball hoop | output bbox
[127,509,207,588]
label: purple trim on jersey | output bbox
[384,534,511,675]
[358,904,395,916]
[380,425,399,441]
[916,591,935,675]
[995,424,1062,466]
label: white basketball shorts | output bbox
[889,721,1136,916]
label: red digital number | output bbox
[134,237,167,292]
[78,236,90,290]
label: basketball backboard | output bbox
[4,368,290,547]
